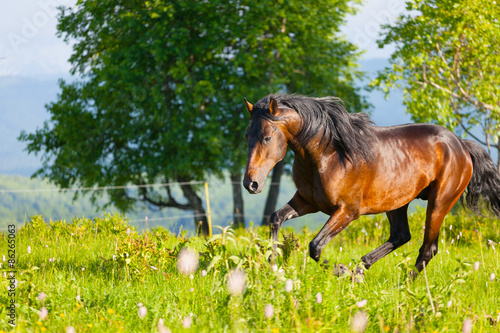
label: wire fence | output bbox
[0,179,295,234]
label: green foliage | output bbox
[18,0,369,218]
[373,0,500,165]
[4,210,500,331]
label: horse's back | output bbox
[358,123,472,214]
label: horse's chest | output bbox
[293,171,339,214]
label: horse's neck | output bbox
[288,135,334,170]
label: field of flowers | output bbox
[1,210,499,332]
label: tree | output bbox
[373,0,500,171]
[223,0,369,226]
[19,0,368,233]
[20,0,233,235]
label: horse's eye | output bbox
[263,136,272,143]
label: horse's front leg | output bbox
[309,206,357,262]
[269,191,317,246]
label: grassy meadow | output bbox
[1,210,499,332]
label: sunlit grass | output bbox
[1,211,499,332]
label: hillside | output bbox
[0,173,334,233]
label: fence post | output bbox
[204,182,212,237]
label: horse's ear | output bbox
[269,97,279,116]
[244,98,253,115]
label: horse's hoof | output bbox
[333,263,352,277]
[321,259,330,270]
[351,265,365,283]
[352,270,365,283]
[409,269,419,281]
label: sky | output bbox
[0,0,407,78]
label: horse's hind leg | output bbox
[415,185,465,273]
[361,204,411,270]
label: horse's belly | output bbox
[360,174,432,214]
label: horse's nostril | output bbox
[250,181,259,191]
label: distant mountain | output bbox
[0,75,63,176]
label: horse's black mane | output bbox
[252,93,376,166]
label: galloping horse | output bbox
[242,94,500,275]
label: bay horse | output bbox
[242,94,500,276]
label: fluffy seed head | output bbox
[356,299,367,308]
[227,269,246,296]
[351,311,369,333]
[264,304,274,319]
[183,316,192,328]
[158,319,172,333]
[176,248,199,275]
[285,279,293,293]
[462,318,473,333]
[138,306,147,318]
[37,292,46,301]
[315,292,322,304]
[40,307,48,320]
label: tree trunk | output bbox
[178,177,209,236]
[497,145,500,174]
[261,160,285,226]
[231,171,245,228]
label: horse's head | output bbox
[242,97,292,194]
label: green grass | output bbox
[1,210,499,332]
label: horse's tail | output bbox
[462,139,500,218]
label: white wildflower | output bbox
[315,292,322,304]
[28,246,31,254]
[356,299,367,308]
[66,326,76,333]
[201,270,207,277]
[176,248,199,275]
[39,307,48,320]
[183,316,192,328]
[227,269,246,296]
[138,306,147,318]
[447,300,452,308]
[490,273,495,281]
[264,304,274,319]
[37,292,46,301]
[158,319,172,333]
[351,311,369,333]
[474,261,480,272]
[462,318,473,333]
[285,279,293,293]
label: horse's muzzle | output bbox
[243,178,261,194]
